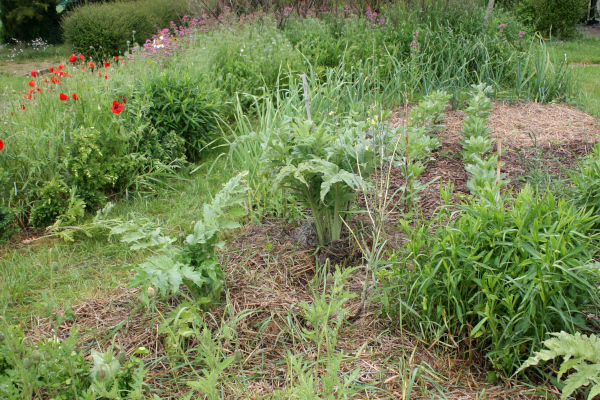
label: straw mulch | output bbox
[26,101,596,399]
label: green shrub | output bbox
[0,206,19,243]
[62,0,183,60]
[141,72,223,161]
[518,0,589,38]
[29,178,70,228]
[382,184,600,374]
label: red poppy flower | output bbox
[28,80,35,87]
[114,56,119,61]
[37,88,42,93]
[104,62,110,68]
[51,76,60,85]
[26,88,35,94]
[69,54,77,63]
[49,67,54,73]
[111,100,124,114]
[30,70,38,77]
[59,93,68,100]
[24,94,32,100]
[58,63,64,70]
[19,105,25,110]
[78,54,85,60]
[89,63,95,69]
[72,93,79,100]
[42,78,48,83]
[0,139,3,151]
[121,96,126,103]
[104,73,109,79]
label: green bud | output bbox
[31,350,42,361]
[117,351,127,364]
[23,357,32,369]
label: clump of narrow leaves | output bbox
[382,183,600,374]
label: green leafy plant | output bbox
[518,0,589,38]
[140,72,224,161]
[517,331,600,400]
[458,84,507,195]
[62,0,183,60]
[261,118,376,246]
[130,171,249,305]
[382,184,600,374]
[572,143,600,229]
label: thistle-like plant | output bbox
[262,118,377,246]
[517,331,600,400]
[130,172,249,305]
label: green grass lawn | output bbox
[545,36,600,117]
[0,151,232,321]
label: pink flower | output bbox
[499,23,506,29]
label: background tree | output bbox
[0,0,62,44]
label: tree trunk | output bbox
[484,0,495,26]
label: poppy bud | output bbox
[147,286,156,298]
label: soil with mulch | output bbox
[26,101,599,399]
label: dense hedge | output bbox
[62,0,185,61]
[517,0,589,38]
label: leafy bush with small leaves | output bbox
[382,184,600,374]
[518,331,600,400]
[141,72,224,161]
[29,178,70,228]
[62,0,183,60]
[0,205,19,243]
[518,0,589,38]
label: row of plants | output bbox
[459,84,509,195]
